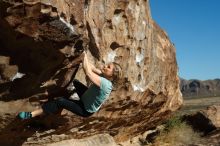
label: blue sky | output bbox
[150,0,220,80]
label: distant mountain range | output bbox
[180,78,220,98]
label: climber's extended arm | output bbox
[83,52,101,87]
[90,64,102,75]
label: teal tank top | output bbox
[81,77,112,113]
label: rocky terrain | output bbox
[0,0,182,145]
[180,78,220,98]
[182,104,220,146]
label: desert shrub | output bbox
[164,116,182,131]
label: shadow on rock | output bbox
[0,114,68,146]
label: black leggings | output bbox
[42,80,93,117]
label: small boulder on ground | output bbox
[183,104,220,135]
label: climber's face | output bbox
[101,63,114,78]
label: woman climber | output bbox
[18,51,122,119]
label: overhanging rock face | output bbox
[0,0,182,144]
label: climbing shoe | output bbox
[18,112,32,120]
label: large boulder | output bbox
[0,0,182,145]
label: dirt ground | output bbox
[178,96,220,115]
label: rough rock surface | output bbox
[0,0,182,145]
[205,105,220,128]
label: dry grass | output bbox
[144,97,220,146]
[149,117,202,146]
